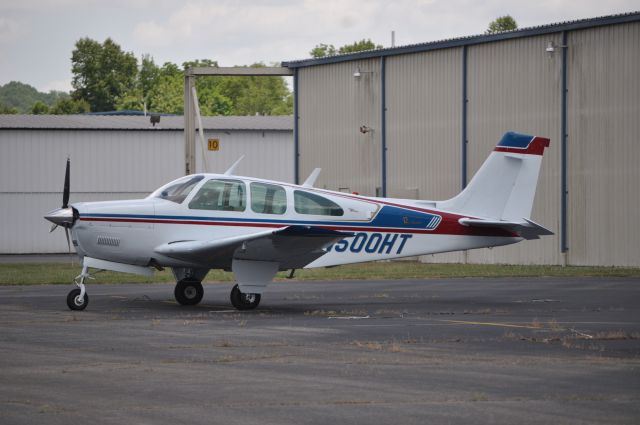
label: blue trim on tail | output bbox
[497,132,534,149]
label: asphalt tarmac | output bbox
[1,277,639,425]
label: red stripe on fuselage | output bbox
[79,216,515,237]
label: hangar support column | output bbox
[183,67,294,176]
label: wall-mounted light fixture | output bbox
[353,67,374,78]
[545,41,568,56]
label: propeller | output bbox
[62,157,70,209]
[44,158,75,255]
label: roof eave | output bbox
[283,12,640,68]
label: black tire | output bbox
[174,280,204,306]
[230,284,261,310]
[67,288,89,311]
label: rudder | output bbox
[438,132,550,220]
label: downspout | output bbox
[381,57,387,197]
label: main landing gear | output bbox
[174,281,261,310]
[174,279,204,306]
[230,284,261,310]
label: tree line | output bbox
[0,16,515,116]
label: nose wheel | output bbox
[230,284,261,310]
[67,265,90,311]
[67,288,89,310]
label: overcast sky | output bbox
[1,0,638,92]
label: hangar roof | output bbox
[0,114,293,131]
[283,11,640,68]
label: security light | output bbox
[150,114,161,126]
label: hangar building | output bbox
[283,12,640,267]
[0,115,293,253]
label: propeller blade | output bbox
[49,223,58,233]
[62,158,70,209]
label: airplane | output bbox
[45,131,552,311]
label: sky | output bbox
[1,0,638,93]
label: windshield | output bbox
[149,175,204,203]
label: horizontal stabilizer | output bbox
[459,217,554,240]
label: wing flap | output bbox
[459,217,553,240]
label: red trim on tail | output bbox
[494,136,550,156]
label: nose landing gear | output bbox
[67,265,90,311]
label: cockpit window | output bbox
[189,179,246,212]
[152,175,204,204]
[294,190,344,216]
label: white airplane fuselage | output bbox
[70,177,520,271]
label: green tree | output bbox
[71,37,138,111]
[31,101,49,114]
[310,43,337,58]
[338,39,383,54]
[50,98,90,114]
[0,104,19,114]
[486,15,518,34]
[310,39,382,58]
[0,81,49,113]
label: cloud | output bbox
[42,78,73,93]
[0,17,26,43]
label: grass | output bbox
[0,261,638,285]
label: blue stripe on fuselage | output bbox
[81,205,441,231]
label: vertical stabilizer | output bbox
[438,132,550,220]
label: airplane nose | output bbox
[44,207,75,227]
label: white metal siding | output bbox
[566,22,640,266]
[386,48,463,200]
[464,34,563,265]
[195,130,294,182]
[298,58,382,195]
[0,127,292,253]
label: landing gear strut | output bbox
[67,265,90,310]
[230,284,260,310]
[174,280,204,306]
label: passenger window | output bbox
[189,179,246,211]
[251,182,287,214]
[294,190,344,216]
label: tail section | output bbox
[438,132,550,221]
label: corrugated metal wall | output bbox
[386,48,462,200]
[295,20,640,266]
[566,22,640,266]
[1,128,293,253]
[464,34,563,265]
[0,130,183,253]
[298,58,382,195]
[196,130,294,182]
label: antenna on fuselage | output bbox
[224,155,245,175]
[302,168,322,188]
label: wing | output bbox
[458,217,553,240]
[154,225,353,269]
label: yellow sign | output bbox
[208,138,220,151]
